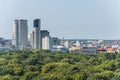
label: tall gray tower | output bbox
[33,19,41,49]
[12,19,28,50]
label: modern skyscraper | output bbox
[12,20,19,50]
[41,30,50,49]
[12,19,28,50]
[33,19,41,49]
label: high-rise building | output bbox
[12,20,19,49]
[12,19,28,50]
[30,31,34,49]
[33,19,41,49]
[41,30,50,49]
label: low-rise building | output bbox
[69,45,80,52]
[51,45,68,52]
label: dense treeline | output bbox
[0,50,120,80]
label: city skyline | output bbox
[12,18,51,50]
[0,0,120,39]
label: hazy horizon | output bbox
[0,0,120,39]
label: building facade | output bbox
[12,19,28,50]
[50,37,60,49]
[30,31,34,49]
[41,30,50,50]
[33,19,41,49]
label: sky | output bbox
[0,0,120,39]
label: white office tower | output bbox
[12,20,19,50]
[12,19,28,50]
[41,30,50,50]
[33,19,41,49]
[30,31,34,48]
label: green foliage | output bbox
[0,50,119,80]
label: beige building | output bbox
[41,30,50,50]
[69,45,81,51]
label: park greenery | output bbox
[0,50,120,80]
